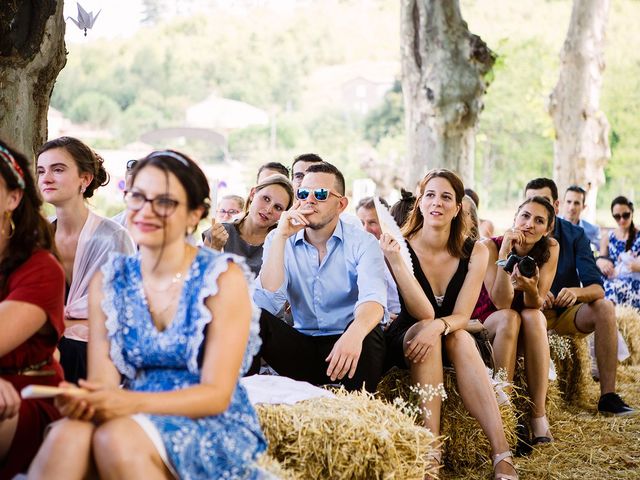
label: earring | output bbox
[2,211,15,239]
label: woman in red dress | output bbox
[0,140,65,477]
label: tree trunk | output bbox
[0,1,66,160]
[548,0,610,222]
[400,0,495,188]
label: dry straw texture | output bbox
[616,305,640,365]
[376,367,518,472]
[256,389,439,479]
[443,366,640,479]
[550,334,595,408]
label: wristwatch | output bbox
[438,317,451,336]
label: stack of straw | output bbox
[256,389,439,479]
[616,304,640,365]
[549,334,594,408]
[377,367,518,472]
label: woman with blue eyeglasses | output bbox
[203,174,294,276]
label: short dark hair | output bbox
[464,188,480,208]
[291,153,323,176]
[257,161,289,182]
[525,178,558,202]
[565,185,586,204]
[304,162,346,195]
[356,196,389,211]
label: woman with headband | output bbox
[36,137,135,383]
[0,140,66,478]
[30,150,266,479]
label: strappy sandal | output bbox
[492,451,518,480]
[424,450,442,479]
[530,415,554,445]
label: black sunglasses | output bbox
[613,212,632,222]
[126,159,138,172]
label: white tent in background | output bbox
[185,94,269,132]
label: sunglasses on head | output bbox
[296,187,342,202]
[613,212,632,221]
[126,159,138,172]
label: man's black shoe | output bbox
[598,392,636,416]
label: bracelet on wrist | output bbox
[437,317,451,336]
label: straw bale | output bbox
[549,334,595,408]
[442,365,640,479]
[616,305,640,365]
[256,454,299,479]
[439,369,518,470]
[256,389,439,479]
[376,367,518,473]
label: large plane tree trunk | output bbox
[0,1,66,159]
[400,0,495,188]
[548,0,611,220]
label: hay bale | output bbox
[512,356,564,435]
[616,305,640,365]
[440,369,518,470]
[256,454,298,479]
[377,367,518,473]
[549,334,595,408]
[256,389,439,479]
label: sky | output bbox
[63,0,144,43]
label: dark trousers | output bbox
[248,309,386,393]
[58,336,87,384]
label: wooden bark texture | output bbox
[400,0,494,188]
[0,1,67,161]
[548,0,611,219]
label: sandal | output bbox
[530,415,554,445]
[492,451,518,480]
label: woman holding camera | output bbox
[472,196,558,446]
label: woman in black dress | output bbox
[381,169,517,480]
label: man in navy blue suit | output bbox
[525,178,634,416]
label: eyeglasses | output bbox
[613,212,632,222]
[126,159,138,172]
[296,187,343,202]
[124,191,180,217]
[217,208,240,216]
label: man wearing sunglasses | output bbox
[525,178,634,416]
[560,185,601,253]
[253,162,387,392]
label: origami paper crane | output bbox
[66,3,101,36]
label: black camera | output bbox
[503,254,537,278]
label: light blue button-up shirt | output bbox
[254,219,388,336]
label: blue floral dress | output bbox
[604,231,640,309]
[101,248,267,479]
